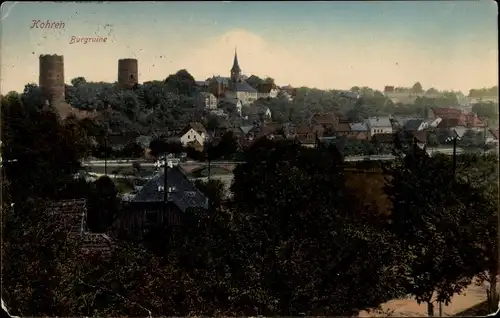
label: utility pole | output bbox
[452,136,457,179]
[104,134,108,176]
[163,153,169,205]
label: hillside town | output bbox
[1,2,499,316]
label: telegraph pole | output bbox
[452,136,457,179]
[163,153,168,204]
[104,135,108,176]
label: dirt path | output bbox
[359,281,494,317]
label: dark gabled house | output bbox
[114,167,209,238]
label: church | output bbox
[207,50,259,106]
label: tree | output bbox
[71,77,87,87]
[205,115,221,132]
[412,82,423,93]
[87,176,120,233]
[472,102,497,119]
[194,179,225,207]
[120,142,144,158]
[165,69,197,96]
[229,140,403,315]
[1,94,88,201]
[468,86,498,98]
[1,198,86,316]
[385,151,485,316]
[246,75,265,90]
[210,131,239,160]
[263,77,275,85]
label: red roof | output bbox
[310,113,338,126]
[432,107,462,117]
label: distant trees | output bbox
[469,86,498,98]
[412,82,424,93]
[472,102,497,119]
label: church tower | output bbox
[230,48,242,83]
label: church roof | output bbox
[231,50,241,73]
[233,81,257,93]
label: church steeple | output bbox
[230,48,242,83]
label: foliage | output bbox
[1,93,89,201]
[165,69,197,96]
[468,86,498,98]
[1,198,86,316]
[86,176,121,233]
[471,102,498,119]
[229,140,403,315]
[412,82,424,93]
[385,150,486,315]
[194,179,226,207]
[120,142,144,158]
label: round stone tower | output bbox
[117,58,138,88]
[39,54,65,104]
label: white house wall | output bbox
[180,128,204,146]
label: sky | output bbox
[0,1,497,94]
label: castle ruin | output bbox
[117,58,138,88]
[39,54,65,104]
[38,54,95,119]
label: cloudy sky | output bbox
[1,1,497,94]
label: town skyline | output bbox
[1,1,497,94]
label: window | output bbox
[185,191,196,197]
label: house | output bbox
[295,125,318,148]
[257,83,280,99]
[180,122,208,147]
[197,92,218,110]
[244,106,272,123]
[114,167,208,238]
[366,117,393,137]
[349,122,369,141]
[253,122,282,139]
[485,129,499,144]
[45,199,113,258]
[432,107,486,129]
[310,113,339,129]
[403,119,428,132]
[333,123,351,137]
[427,117,442,128]
[383,86,419,104]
